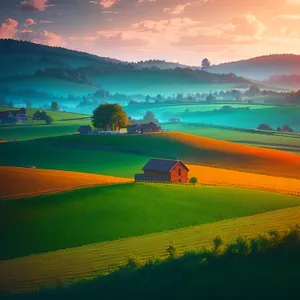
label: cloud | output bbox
[16,30,65,47]
[39,20,54,24]
[90,0,118,8]
[164,3,191,15]
[274,14,300,20]
[0,18,19,39]
[24,18,36,27]
[19,0,53,12]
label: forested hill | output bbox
[207,54,300,80]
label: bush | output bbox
[189,177,198,185]
[166,242,177,260]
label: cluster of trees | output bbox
[0,97,13,107]
[257,124,294,132]
[32,110,53,125]
[128,111,159,124]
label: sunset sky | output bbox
[1,0,300,65]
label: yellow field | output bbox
[187,164,300,197]
[0,167,133,200]
[1,206,299,294]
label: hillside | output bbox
[0,40,249,98]
[0,167,132,200]
[31,132,300,179]
[1,183,299,260]
[207,54,300,80]
[1,206,299,294]
[264,74,300,89]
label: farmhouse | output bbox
[0,108,27,124]
[127,122,161,134]
[135,158,189,183]
[77,125,93,134]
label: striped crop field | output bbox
[0,206,299,294]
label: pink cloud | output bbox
[20,0,53,12]
[24,18,36,27]
[90,0,118,8]
[0,18,19,39]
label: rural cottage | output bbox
[135,158,189,183]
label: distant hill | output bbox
[0,40,250,98]
[263,74,300,89]
[136,59,200,70]
[207,54,300,81]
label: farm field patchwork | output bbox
[1,183,300,260]
[2,132,299,179]
[1,205,299,294]
[0,166,133,200]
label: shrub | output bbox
[189,177,198,185]
[213,235,224,252]
[166,242,178,259]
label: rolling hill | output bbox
[0,167,132,200]
[1,205,299,293]
[207,54,300,80]
[21,132,300,179]
[0,40,249,98]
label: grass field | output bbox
[2,132,299,179]
[0,119,91,141]
[0,167,133,200]
[162,124,300,153]
[0,106,90,120]
[0,106,91,140]
[1,205,299,294]
[1,183,300,260]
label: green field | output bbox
[162,124,300,153]
[1,183,300,260]
[0,106,91,140]
[0,120,91,141]
[0,106,90,120]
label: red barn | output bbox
[135,158,189,183]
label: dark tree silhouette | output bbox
[51,101,60,111]
[202,58,211,69]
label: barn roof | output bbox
[78,125,92,131]
[142,158,189,173]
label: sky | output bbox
[1,0,300,65]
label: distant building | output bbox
[0,108,27,124]
[127,122,161,134]
[169,117,182,123]
[135,158,189,183]
[77,125,93,134]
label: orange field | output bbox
[154,132,300,179]
[0,167,133,200]
[187,164,300,196]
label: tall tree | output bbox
[201,58,211,69]
[92,104,128,131]
[143,111,158,124]
[51,101,60,111]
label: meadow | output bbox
[0,120,91,141]
[0,106,91,140]
[0,206,299,294]
[1,183,300,260]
